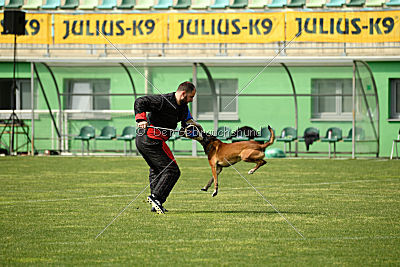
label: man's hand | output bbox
[137,121,148,129]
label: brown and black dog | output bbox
[198,125,275,197]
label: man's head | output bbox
[176,81,196,105]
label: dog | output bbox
[198,125,275,197]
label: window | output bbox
[311,79,352,120]
[65,79,110,110]
[0,79,37,111]
[196,79,238,120]
[64,79,110,119]
[390,79,400,120]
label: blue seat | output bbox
[41,0,60,8]
[326,0,345,6]
[210,0,229,8]
[97,0,117,8]
[153,0,172,9]
[267,0,286,7]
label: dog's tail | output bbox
[260,125,275,149]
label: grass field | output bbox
[0,156,399,265]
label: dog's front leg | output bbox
[211,165,219,197]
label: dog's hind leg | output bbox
[247,159,267,174]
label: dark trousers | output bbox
[135,133,180,204]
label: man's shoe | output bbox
[147,195,165,214]
[151,206,168,212]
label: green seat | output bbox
[173,0,191,8]
[326,0,345,6]
[343,127,365,142]
[134,0,153,9]
[229,0,248,8]
[5,0,24,8]
[298,127,320,142]
[210,0,229,8]
[42,0,60,8]
[97,0,117,8]
[153,0,172,8]
[95,126,116,140]
[386,0,400,5]
[321,127,342,158]
[0,0,5,7]
[74,126,95,156]
[306,0,325,7]
[117,126,137,155]
[117,0,135,8]
[191,0,209,8]
[299,127,320,152]
[216,126,231,141]
[248,0,267,8]
[23,0,43,9]
[346,0,364,6]
[168,128,180,152]
[254,127,274,142]
[365,0,384,6]
[61,0,79,9]
[287,0,305,7]
[267,0,286,7]
[231,131,250,143]
[276,127,297,155]
[78,0,98,9]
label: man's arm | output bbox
[134,95,164,128]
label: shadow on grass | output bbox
[173,210,314,215]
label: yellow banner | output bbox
[0,13,51,44]
[54,14,168,44]
[169,13,284,43]
[286,11,400,43]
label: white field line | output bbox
[0,178,397,206]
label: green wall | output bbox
[0,62,398,157]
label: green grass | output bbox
[0,157,399,265]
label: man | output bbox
[134,81,202,214]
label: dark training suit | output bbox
[134,92,193,203]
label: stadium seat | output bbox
[276,127,297,155]
[41,0,61,9]
[97,0,117,9]
[229,0,248,8]
[287,0,305,7]
[390,129,400,159]
[23,0,43,9]
[299,127,320,151]
[95,126,117,141]
[173,0,191,8]
[267,0,287,8]
[254,127,274,143]
[61,0,79,9]
[5,0,24,8]
[134,0,153,8]
[0,0,4,8]
[306,0,325,7]
[386,0,400,5]
[168,128,180,152]
[321,127,342,158]
[248,0,267,8]
[191,0,210,8]
[153,0,173,9]
[343,127,364,142]
[326,0,345,6]
[74,126,95,156]
[78,0,98,9]
[365,0,385,6]
[231,130,250,143]
[210,0,230,8]
[117,126,137,156]
[216,126,231,141]
[346,0,365,6]
[117,0,135,8]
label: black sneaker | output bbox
[147,195,165,214]
[151,206,168,212]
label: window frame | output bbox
[311,78,353,121]
[390,79,400,120]
[196,79,239,121]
